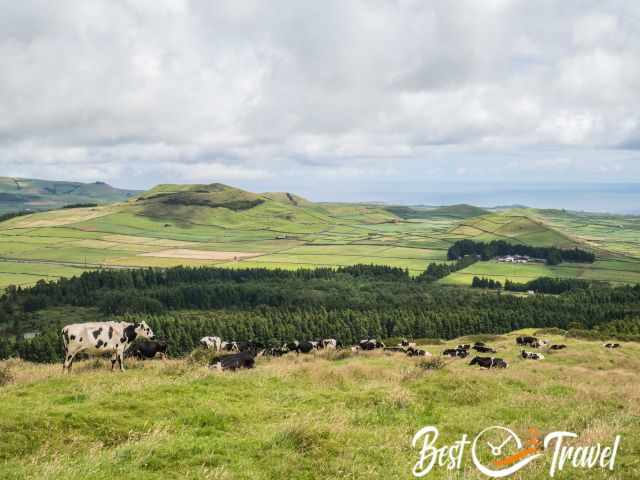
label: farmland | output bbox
[1,183,640,288]
[0,329,638,479]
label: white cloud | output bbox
[0,0,639,191]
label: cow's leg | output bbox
[63,349,78,372]
[111,352,118,371]
[118,350,125,371]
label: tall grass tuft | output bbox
[0,364,14,386]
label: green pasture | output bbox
[1,330,638,479]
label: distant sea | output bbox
[357,183,640,215]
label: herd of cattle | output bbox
[59,321,623,372]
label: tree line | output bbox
[0,264,639,363]
[447,239,595,265]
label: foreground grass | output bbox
[1,330,639,479]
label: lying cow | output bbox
[521,350,545,360]
[129,340,168,360]
[62,321,155,372]
[549,344,567,350]
[604,343,621,349]
[210,351,255,371]
[469,356,508,369]
[200,336,222,351]
[473,345,496,353]
[457,344,471,351]
[406,346,429,357]
[442,348,468,358]
[516,336,538,346]
[359,339,385,350]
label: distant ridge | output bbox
[0,176,140,214]
[386,203,489,220]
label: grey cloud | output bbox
[0,0,639,193]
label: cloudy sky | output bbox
[1,1,640,206]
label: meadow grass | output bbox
[0,330,638,479]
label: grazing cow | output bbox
[457,344,471,351]
[296,341,319,354]
[604,343,621,349]
[62,321,155,372]
[442,348,468,358]
[264,347,289,357]
[359,339,385,350]
[473,345,496,353]
[406,346,429,357]
[320,339,337,349]
[521,350,545,360]
[129,340,168,360]
[200,336,222,351]
[221,341,239,352]
[549,344,567,350]
[517,336,547,348]
[469,356,508,369]
[211,351,255,371]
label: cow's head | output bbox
[135,321,155,340]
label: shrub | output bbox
[0,365,15,386]
[416,357,445,370]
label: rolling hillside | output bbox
[0,182,639,288]
[0,177,139,214]
[1,330,638,479]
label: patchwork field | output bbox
[1,330,638,479]
[1,183,640,287]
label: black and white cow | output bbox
[359,339,385,350]
[473,345,497,353]
[604,343,621,349]
[62,321,155,372]
[457,344,471,351]
[406,346,429,357]
[320,339,338,349]
[521,350,545,360]
[210,351,256,371]
[549,344,567,350]
[296,341,319,354]
[200,336,222,351]
[469,356,508,369]
[442,348,468,358]
[128,340,168,360]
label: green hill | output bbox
[0,176,139,214]
[1,181,640,288]
[0,329,637,479]
[385,203,489,220]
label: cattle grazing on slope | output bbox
[457,344,471,351]
[473,345,497,353]
[128,340,168,360]
[604,343,621,349]
[521,350,545,360]
[359,339,385,350]
[406,346,429,357]
[442,348,468,358]
[200,336,222,351]
[549,344,567,350]
[320,339,337,349]
[62,321,155,372]
[296,341,319,354]
[210,351,256,371]
[469,356,508,369]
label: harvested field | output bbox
[139,248,263,260]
